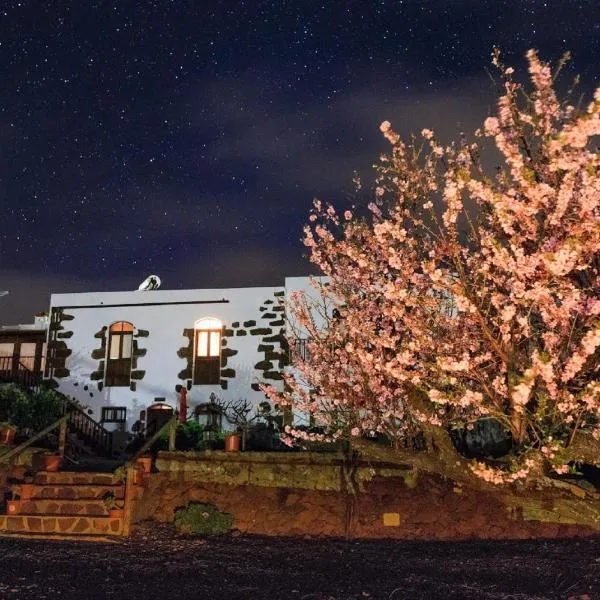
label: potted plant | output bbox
[136,455,152,476]
[224,431,241,452]
[102,493,125,518]
[223,398,260,451]
[40,452,61,472]
[113,466,126,483]
[0,422,17,446]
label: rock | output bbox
[451,419,512,459]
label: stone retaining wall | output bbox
[133,451,598,540]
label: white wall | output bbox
[284,276,331,426]
[48,284,303,430]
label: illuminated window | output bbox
[18,343,37,370]
[106,321,134,387]
[40,342,47,372]
[193,318,222,385]
[0,343,14,373]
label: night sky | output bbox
[1,1,598,323]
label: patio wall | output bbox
[133,451,598,540]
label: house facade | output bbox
[0,314,49,389]
[45,277,314,431]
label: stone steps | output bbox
[34,471,124,486]
[1,470,128,540]
[0,514,123,536]
[16,484,125,500]
[19,498,108,516]
[0,532,122,543]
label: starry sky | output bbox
[0,0,598,323]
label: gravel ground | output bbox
[0,524,598,600]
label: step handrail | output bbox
[121,415,178,536]
[0,415,68,463]
[0,361,42,392]
[125,415,178,469]
[61,398,113,457]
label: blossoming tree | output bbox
[265,49,600,493]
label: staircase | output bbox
[64,399,115,458]
[0,399,172,542]
[0,469,128,540]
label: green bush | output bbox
[174,503,234,536]
[2,384,65,432]
[0,384,27,424]
[151,421,206,452]
[178,421,204,449]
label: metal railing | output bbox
[290,338,311,362]
[0,415,69,464]
[0,356,43,390]
[0,398,114,464]
[61,398,114,457]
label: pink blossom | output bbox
[264,49,600,485]
[483,117,500,135]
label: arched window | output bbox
[193,318,222,385]
[106,321,134,387]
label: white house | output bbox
[45,277,316,431]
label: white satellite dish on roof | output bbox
[138,275,161,291]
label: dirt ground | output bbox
[0,523,598,600]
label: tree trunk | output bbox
[564,431,600,467]
[510,409,526,445]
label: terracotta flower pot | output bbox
[6,500,21,515]
[136,456,152,475]
[132,468,145,486]
[18,483,34,500]
[0,426,16,446]
[224,434,241,452]
[9,464,27,481]
[41,454,61,472]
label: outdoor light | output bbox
[194,393,224,440]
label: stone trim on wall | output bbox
[250,292,289,391]
[130,329,149,391]
[176,328,195,382]
[90,324,149,392]
[45,308,74,384]
[177,326,240,390]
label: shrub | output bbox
[0,384,27,424]
[178,421,204,450]
[151,421,206,452]
[6,385,64,432]
[174,503,234,536]
[0,384,65,433]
